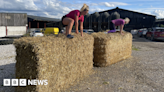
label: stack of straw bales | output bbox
[92,31,132,67]
[14,33,94,92]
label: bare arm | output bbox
[75,15,79,34]
[80,21,83,36]
[120,24,124,35]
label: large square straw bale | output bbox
[13,33,94,92]
[92,31,132,67]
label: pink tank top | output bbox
[66,10,84,22]
[112,19,125,26]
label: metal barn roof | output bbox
[27,15,61,22]
[98,7,156,17]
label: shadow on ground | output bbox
[0,63,15,92]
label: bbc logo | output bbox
[3,79,26,86]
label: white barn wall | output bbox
[0,26,26,37]
[7,26,26,36]
[0,26,6,37]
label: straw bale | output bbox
[13,33,94,92]
[92,31,132,67]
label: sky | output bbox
[0,0,164,19]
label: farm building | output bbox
[155,19,164,27]
[0,13,27,37]
[84,7,156,32]
[84,11,121,32]
[44,7,156,32]
[26,15,61,33]
[27,15,60,28]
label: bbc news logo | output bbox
[3,79,48,86]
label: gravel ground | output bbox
[0,36,164,92]
[0,45,16,92]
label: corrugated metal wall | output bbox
[113,9,155,30]
[0,13,27,26]
[83,11,120,32]
[83,8,155,31]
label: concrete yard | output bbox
[0,35,164,92]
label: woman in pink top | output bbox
[108,18,130,35]
[62,4,89,38]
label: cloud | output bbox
[0,0,129,19]
[0,0,73,18]
[103,2,115,7]
[152,10,164,18]
[0,0,38,11]
[89,8,105,13]
[104,2,129,7]
[133,8,164,18]
[87,2,129,14]
[89,2,129,7]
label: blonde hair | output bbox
[80,4,89,12]
[124,17,130,24]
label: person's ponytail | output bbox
[80,4,89,12]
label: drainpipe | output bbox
[26,24,28,33]
[44,23,46,28]
[37,22,39,28]
[6,26,7,36]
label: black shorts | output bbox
[61,15,68,27]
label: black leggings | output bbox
[109,22,116,30]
